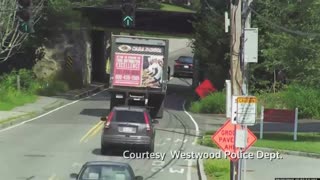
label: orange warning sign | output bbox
[211,119,257,161]
[236,97,257,103]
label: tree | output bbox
[0,0,44,63]
[250,0,320,90]
[192,0,230,90]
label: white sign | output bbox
[235,129,246,148]
[244,28,258,63]
[231,96,257,125]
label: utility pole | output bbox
[239,0,252,179]
[240,0,253,180]
[242,0,252,95]
[229,0,243,179]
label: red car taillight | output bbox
[105,111,114,128]
[144,112,151,131]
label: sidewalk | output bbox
[0,83,106,130]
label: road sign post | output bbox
[231,96,257,125]
[211,119,257,161]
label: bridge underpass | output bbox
[74,6,197,84]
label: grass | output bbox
[0,94,38,111]
[204,159,230,180]
[160,3,195,12]
[199,131,320,154]
[253,133,320,153]
[0,69,69,111]
[189,91,226,114]
[190,84,320,119]
[255,84,320,119]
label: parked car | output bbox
[173,56,193,77]
[70,161,143,180]
[100,106,158,154]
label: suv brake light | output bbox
[105,111,114,128]
[144,112,151,131]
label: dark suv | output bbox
[173,56,193,77]
[100,106,157,154]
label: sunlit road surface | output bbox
[0,78,201,180]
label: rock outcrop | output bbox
[32,30,91,89]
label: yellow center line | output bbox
[88,123,104,139]
[80,121,104,143]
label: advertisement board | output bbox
[112,43,165,88]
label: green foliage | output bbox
[193,0,320,90]
[190,91,226,114]
[160,3,195,12]
[204,159,230,180]
[192,1,230,89]
[249,0,320,89]
[138,0,161,9]
[0,69,69,110]
[257,84,320,119]
[0,69,41,111]
[38,80,69,96]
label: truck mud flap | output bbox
[148,94,165,119]
[110,92,126,110]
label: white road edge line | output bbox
[187,159,193,180]
[0,89,107,133]
[182,100,200,180]
[182,100,200,143]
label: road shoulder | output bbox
[0,83,106,131]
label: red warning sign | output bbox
[195,79,216,99]
[211,119,257,161]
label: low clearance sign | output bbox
[211,119,257,161]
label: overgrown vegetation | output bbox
[204,159,230,180]
[257,84,320,119]
[191,83,320,119]
[0,69,68,111]
[190,92,226,114]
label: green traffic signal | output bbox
[18,21,34,33]
[123,16,134,27]
[121,1,135,28]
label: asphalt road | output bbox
[0,77,199,180]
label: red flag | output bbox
[195,79,216,98]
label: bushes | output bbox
[190,91,226,114]
[0,69,41,110]
[258,84,320,119]
[0,69,69,110]
[38,80,69,96]
[190,84,320,119]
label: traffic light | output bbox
[17,0,34,33]
[121,0,136,28]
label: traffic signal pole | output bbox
[229,0,243,179]
[17,0,34,33]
